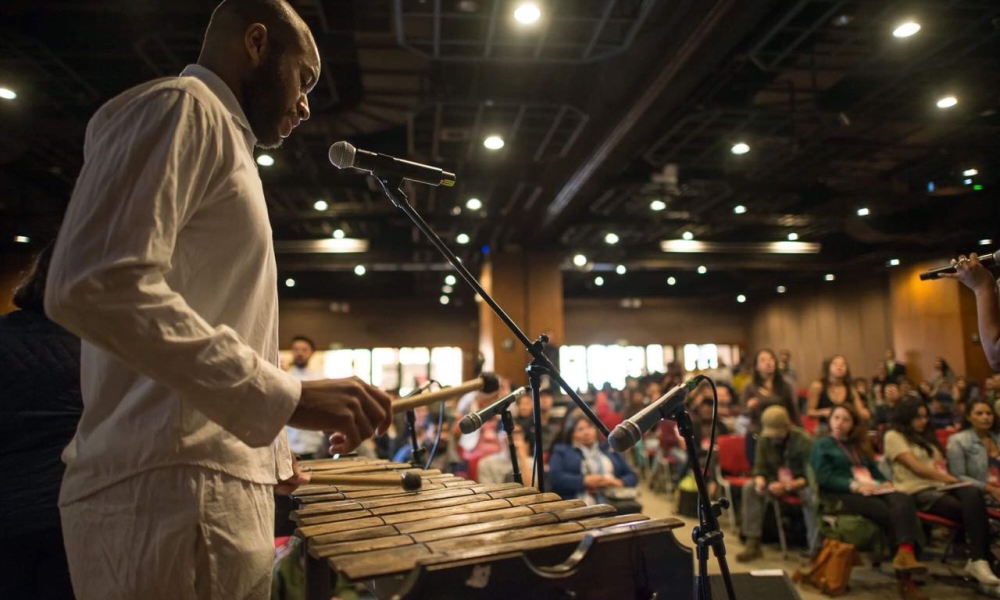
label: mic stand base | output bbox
[674,411,737,600]
[499,411,523,485]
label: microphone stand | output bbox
[500,411,523,485]
[375,177,610,493]
[404,409,426,468]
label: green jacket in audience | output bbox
[809,435,887,494]
[753,426,813,482]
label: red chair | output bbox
[799,415,819,435]
[936,428,956,450]
[916,511,959,563]
[988,508,1000,521]
[714,434,751,533]
[768,494,803,559]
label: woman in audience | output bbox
[884,397,999,587]
[741,348,798,465]
[549,412,638,504]
[946,399,1000,505]
[806,355,871,424]
[810,403,927,600]
[930,357,956,389]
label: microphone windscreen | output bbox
[480,372,499,394]
[608,424,637,453]
[458,413,481,435]
[328,142,356,168]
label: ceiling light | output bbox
[697,265,707,274]
[572,254,587,267]
[733,205,747,214]
[936,96,958,109]
[332,228,345,239]
[888,259,900,266]
[856,207,870,216]
[731,142,750,155]
[313,199,328,211]
[832,14,853,27]
[650,199,666,211]
[483,135,505,150]
[284,278,296,288]
[667,276,677,286]
[442,285,454,294]
[513,2,541,24]
[0,87,16,100]
[964,169,978,177]
[825,273,835,282]
[616,264,627,275]
[451,206,462,215]
[964,178,973,185]
[354,265,366,276]
[445,274,457,285]
[660,240,820,254]
[256,154,274,167]
[273,238,368,253]
[974,184,984,191]
[604,232,619,245]
[594,276,604,287]
[776,286,786,294]
[466,197,483,210]
[440,295,450,305]
[456,233,470,244]
[892,21,921,38]
[787,232,799,241]
[980,239,993,246]
[736,294,746,303]
[682,231,694,240]
[15,235,30,243]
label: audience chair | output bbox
[916,511,959,563]
[799,415,819,436]
[714,434,752,533]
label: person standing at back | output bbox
[44,2,393,598]
[285,335,327,459]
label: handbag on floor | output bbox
[792,537,861,596]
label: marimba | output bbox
[291,456,694,599]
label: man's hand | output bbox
[767,481,786,496]
[754,476,768,495]
[288,377,394,455]
[275,455,311,496]
[942,253,995,293]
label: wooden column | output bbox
[478,252,564,386]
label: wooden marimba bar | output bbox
[291,456,694,600]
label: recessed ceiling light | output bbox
[825,273,835,281]
[594,276,604,287]
[888,258,900,266]
[980,239,993,246]
[857,207,870,216]
[832,14,853,27]
[451,206,462,215]
[256,154,274,167]
[666,276,677,286]
[788,232,799,241]
[513,2,541,24]
[964,169,978,177]
[572,254,587,267]
[14,235,30,243]
[682,231,694,240]
[964,178,973,185]
[440,295,450,305]
[445,275,457,285]
[892,21,921,38]
[733,205,747,214]
[442,285,454,294]
[354,265,366,276]
[776,285,786,294]
[466,197,483,210]
[284,278,296,288]
[332,228,345,239]
[0,87,16,101]
[604,232,619,245]
[731,142,750,155]
[616,264,627,275]
[736,294,747,303]
[313,199,328,211]
[697,265,707,274]
[456,233,470,245]
[650,199,666,211]
[483,135,505,150]
[936,95,958,109]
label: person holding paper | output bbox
[885,397,999,587]
[947,399,1000,505]
[810,403,927,600]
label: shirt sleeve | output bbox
[45,88,300,448]
[946,434,986,490]
[883,431,906,463]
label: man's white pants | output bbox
[61,466,275,600]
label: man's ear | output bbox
[244,23,268,67]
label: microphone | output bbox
[329,141,456,187]
[608,378,701,453]
[459,387,528,435]
[920,250,999,280]
[391,372,499,413]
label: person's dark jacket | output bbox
[548,442,638,500]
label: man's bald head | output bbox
[204,0,310,56]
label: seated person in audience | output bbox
[477,423,534,485]
[549,412,637,504]
[916,380,933,403]
[874,382,902,430]
[741,349,799,466]
[930,357,956,389]
[873,361,890,399]
[928,382,958,431]
[737,406,816,562]
[810,403,928,600]
[520,388,560,457]
[854,377,873,408]
[806,355,871,425]
[946,399,1000,505]
[885,397,1000,587]
[657,419,687,484]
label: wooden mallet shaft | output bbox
[307,471,422,491]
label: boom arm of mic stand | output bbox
[374,177,610,438]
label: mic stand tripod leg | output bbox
[674,411,736,600]
[405,409,426,468]
[526,345,549,492]
[500,411,523,485]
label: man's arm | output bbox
[943,253,1000,371]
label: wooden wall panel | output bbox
[563,297,749,346]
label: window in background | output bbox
[372,348,400,391]
[683,343,719,372]
[399,347,431,396]
[322,349,372,382]
[430,346,463,388]
[559,345,589,393]
[646,344,665,374]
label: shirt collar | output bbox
[180,64,257,150]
